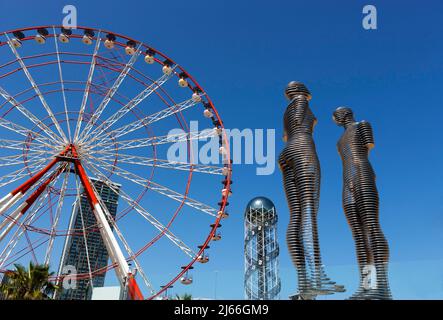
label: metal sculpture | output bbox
[333,107,392,300]
[279,82,344,300]
[244,197,281,300]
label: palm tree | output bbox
[175,293,193,300]
[0,262,58,300]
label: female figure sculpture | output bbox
[279,82,344,299]
[333,107,392,300]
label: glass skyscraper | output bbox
[57,179,120,300]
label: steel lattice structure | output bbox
[278,81,344,300]
[0,26,232,300]
[333,107,392,300]
[244,197,281,300]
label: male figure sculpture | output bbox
[279,82,344,300]
[333,107,392,300]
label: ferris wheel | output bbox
[0,26,232,300]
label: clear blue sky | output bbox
[0,0,442,299]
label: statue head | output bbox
[333,107,355,127]
[285,81,312,101]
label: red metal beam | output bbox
[127,275,144,300]
[70,144,144,300]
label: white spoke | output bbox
[52,27,72,142]
[0,152,49,167]
[0,168,64,267]
[84,129,217,153]
[0,85,64,144]
[85,161,197,262]
[90,151,224,175]
[84,155,217,216]
[0,159,48,188]
[80,68,176,144]
[0,117,56,149]
[73,31,102,141]
[0,236,48,270]
[72,169,95,286]
[44,163,70,265]
[85,98,199,145]
[54,199,78,299]
[77,44,142,142]
[5,33,68,143]
[86,173,156,295]
[0,138,58,153]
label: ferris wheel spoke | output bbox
[0,85,65,144]
[0,163,66,243]
[54,199,78,297]
[72,169,95,286]
[77,44,142,143]
[5,34,68,143]
[0,152,49,167]
[84,129,217,154]
[91,151,224,175]
[0,154,30,167]
[84,155,218,217]
[80,68,176,144]
[23,164,67,227]
[77,160,156,296]
[0,139,55,150]
[44,164,70,265]
[0,138,59,154]
[0,174,57,268]
[0,236,48,270]
[85,97,199,145]
[84,161,198,259]
[86,175,156,295]
[117,192,197,259]
[73,30,102,141]
[52,27,73,142]
[0,158,64,233]
[0,117,57,149]
[23,229,38,264]
[0,158,49,188]
[70,146,132,287]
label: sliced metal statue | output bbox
[333,107,392,300]
[279,82,344,300]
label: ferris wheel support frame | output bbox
[0,149,66,217]
[0,164,66,243]
[70,144,142,300]
[0,144,143,300]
